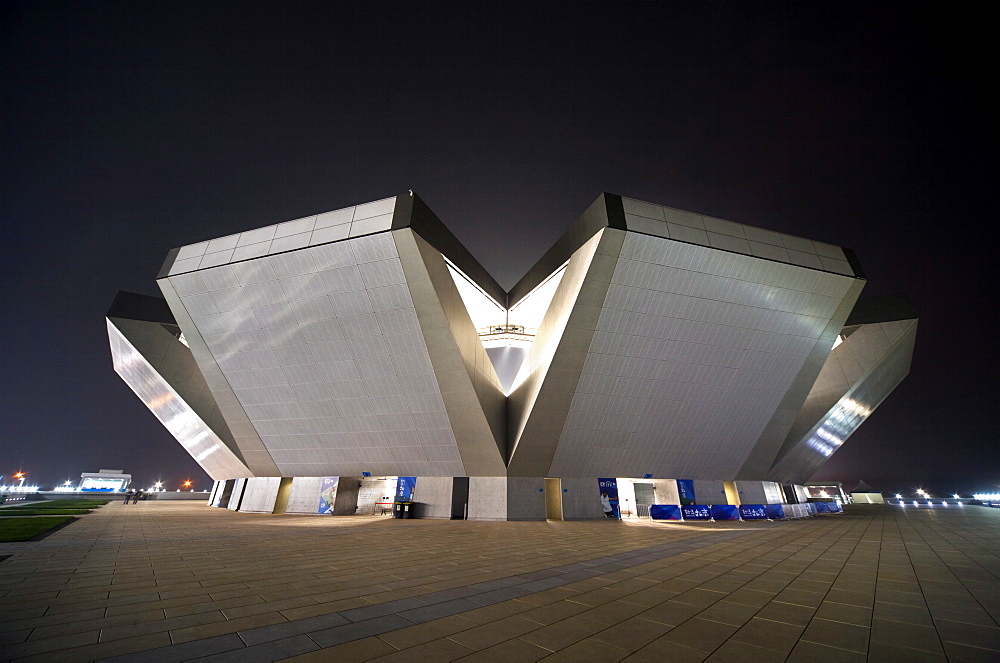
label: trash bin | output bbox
[393,500,412,519]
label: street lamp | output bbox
[182,480,192,491]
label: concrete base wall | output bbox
[693,480,728,505]
[285,477,324,515]
[469,477,507,520]
[239,477,281,513]
[508,477,546,520]
[413,477,453,519]
[227,478,247,510]
[736,480,785,504]
[561,478,604,519]
[333,478,362,515]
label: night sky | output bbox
[2,2,995,497]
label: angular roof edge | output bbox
[508,193,625,307]
[845,294,918,326]
[395,192,507,305]
[107,291,176,325]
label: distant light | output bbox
[953,494,960,499]
[895,493,902,499]
[913,501,918,506]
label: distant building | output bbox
[79,469,131,492]
[108,192,916,519]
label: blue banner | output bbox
[681,504,712,520]
[806,502,818,515]
[650,504,683,520]
[813,501,841,514]
[711,504,740,520]
[677,479,696,506]
[396,476,416,501]
[598,478,620,518]
[739,504,768,520]
[765,504,786,520]
[318,477,339,514]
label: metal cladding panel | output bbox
[107,318,253,480]
[768,319,917,484]
[506,229,618,476]
[162,197,396,277]
[396,229,507,475]
[621,197,857,277]
[162,231,467,478]
[545,231,860,480]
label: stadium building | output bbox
[107,192,917,519]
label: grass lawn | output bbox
[0,509,92,516]
[4,499,109,509]
[0,517,76,542]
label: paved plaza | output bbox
[1,501,998,662]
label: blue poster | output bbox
[318,477,339,514]
[598,478,620,518]
[676,479,696,506]
[806,502,818,516]
[739,504,768,520]
[650,504,682,520]
[711,505,740,520]
[681,504,712,520]
[765,504,786,520]
[396,476,416,501]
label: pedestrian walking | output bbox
[124,489,133,503]
[132,489,142,504]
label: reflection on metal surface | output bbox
[107,319,251,480]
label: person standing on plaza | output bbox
[132,489,142,504]
[124,489,133,503]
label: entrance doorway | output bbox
[545,478,563,520]
[633,482,655,517]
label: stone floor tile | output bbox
[935,618,1000,651]
[622,637,708,662]
[19,631,173,663]
[753,600,815,627]
[813,600,873,626]
[786,640,866,662]
[823,587,875,608]
[520,599,592,626]
[801,617,870,653]
[376,614,477,650]
[97,633,246,663]
[368,637,475,662]
[660,617,738,652]
[941,641,1000,662]
[867,639,948,662]
[454,637,552,662]
[705,639,787,662]
[279,635,397,662]
[458,600,533,625]
[872,599,934,626]
[588,616,672,653]
[169,611,288,645]
[519,614,610,652]
[696,600,759,627]
[721,588,775,608]
[1,629,100,659]
[438,614,537,652]
[537,639,626,662]
[729,616,803,653]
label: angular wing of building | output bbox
[109,192,915,519]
